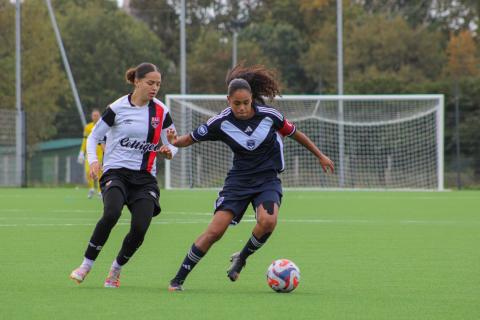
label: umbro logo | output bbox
[244,126,253,133]
[88,242,102,250]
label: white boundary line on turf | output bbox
[0,218,478,227]
[3,194,480,202]
[0,209,215,215]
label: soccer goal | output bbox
[165,95,444,191]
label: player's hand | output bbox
[77,151,85,164]
[158,145,173,160]
[166,128,178,145]
[89,161,101,179]
[319,154,334,173]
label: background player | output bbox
[167,64,334,291]
[78,109,104,198]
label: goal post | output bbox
[165,94,444,191]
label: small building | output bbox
[28,138,85,186]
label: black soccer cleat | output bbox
[168,278,184,291]
[227,252,246,282]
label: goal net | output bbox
[165,95,444,190]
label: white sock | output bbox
[81,257,94,269]
[111,259,122,270]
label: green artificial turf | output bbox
[0,189,479,319]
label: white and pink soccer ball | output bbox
[266,259,300,293]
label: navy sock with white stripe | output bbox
[239,232,271,261]
[172,244,205,283]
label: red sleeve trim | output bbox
[278,118,296,137]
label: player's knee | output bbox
[101,205,121,227]
[100,212,120,228]
[101,188,124,224]
[131,222,149,238]
[130,233,146,247]
[204,228,225,244]
[258,216,277,233]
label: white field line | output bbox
[286,195,480,200]
[0,194,479,200]
[0,209,478,227]
[0,209,214,215]
[0,218,477,227]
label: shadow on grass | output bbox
[72,284,318,297]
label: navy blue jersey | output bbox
[190,104,296,179]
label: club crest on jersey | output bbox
[246,139,256,150]
[151,116,161,128]
[198,125,208,136]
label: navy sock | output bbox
[239,232,271,261]
[172,244,205,283]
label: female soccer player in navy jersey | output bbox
[167,64,334,291]
[69,62,178,288]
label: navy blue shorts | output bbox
[214,176,282,225]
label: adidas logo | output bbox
[244,126,253,133]
[182,264,191,270]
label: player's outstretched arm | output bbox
[166,128,195,148]
[291,130,334,173]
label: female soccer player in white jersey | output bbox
[69,62,178,288]
[167,64,334,291]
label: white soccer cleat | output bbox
[104,268,121,288]
[87,189,95,199]
[69,266,90,284]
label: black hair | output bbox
[227,78,252,96]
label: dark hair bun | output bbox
[125,68,137,84]
[125,63,160,85]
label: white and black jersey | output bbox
[87,94,178,176]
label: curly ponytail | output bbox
[226,63,281,104]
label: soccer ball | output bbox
[266,259,300,293]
